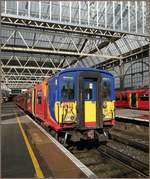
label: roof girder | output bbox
[2,14,148,38]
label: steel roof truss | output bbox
[2,15,148,38]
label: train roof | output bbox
[53,68,113,78]
[30,68,114,88]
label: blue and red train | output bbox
[15,68,115,144]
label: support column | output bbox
[131,61,133,88]
[119,60,125,90]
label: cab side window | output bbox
[37,90,42,104]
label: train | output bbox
[15,68,115,144]
[115,88,149,110]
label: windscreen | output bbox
[101,77,112,100]
[61,76,75,100]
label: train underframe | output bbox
[26,110,112,146]
[55,128,107,145]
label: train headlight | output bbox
[103,101,107,108]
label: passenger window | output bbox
[102,78,111,99]
[116,96,120,101]
[61,77,74,100]
[37,90,42,104]
[140,94,149,101]
[122,95,128,101]
[84,82,93,100]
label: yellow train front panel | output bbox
[54,102,77,124]
[103,100,115,121]
[84,101,96,123]
[54,100,115,126]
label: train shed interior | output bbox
[1,1,149,178]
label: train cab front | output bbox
[55,70,108,143]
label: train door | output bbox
[36,88,43,119]
[83,79,96,125]
[43,80,48,120]
[131,93,136,108]
[32,88,36,115]
[77,72,103,128]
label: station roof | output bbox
[1,1,149,89]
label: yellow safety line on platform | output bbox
[16,113,44,178]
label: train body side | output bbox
[115,88,149,110]
[115,91,129,108]
[133,89,149,110]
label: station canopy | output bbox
[1,1,149,89]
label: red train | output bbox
[115,88,149,110]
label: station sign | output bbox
[11,89,21,94]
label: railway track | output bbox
[17,106,149,178]
[110,129,149,152]
[34,117,149,177]
[69,143,148,178]
[98,144,149,176]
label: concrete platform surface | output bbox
[1,102,94,178]
[115,108,149,122]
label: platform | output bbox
[1,102,95,178]
[115,108,149,122]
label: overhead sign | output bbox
[11,89,21,94]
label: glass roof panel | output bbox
[1,1,148,35]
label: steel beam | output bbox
[67,40,111,67]
[3,74,49,78]
[6,80,41,83]
[1,14,148,38]
[5,82,33,85]
[1,46,122,59]
[2,65,62,70]
[95,44,149,69]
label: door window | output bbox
[84,80,96,101]
[131,93,136,107]
[84,82,93,100]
